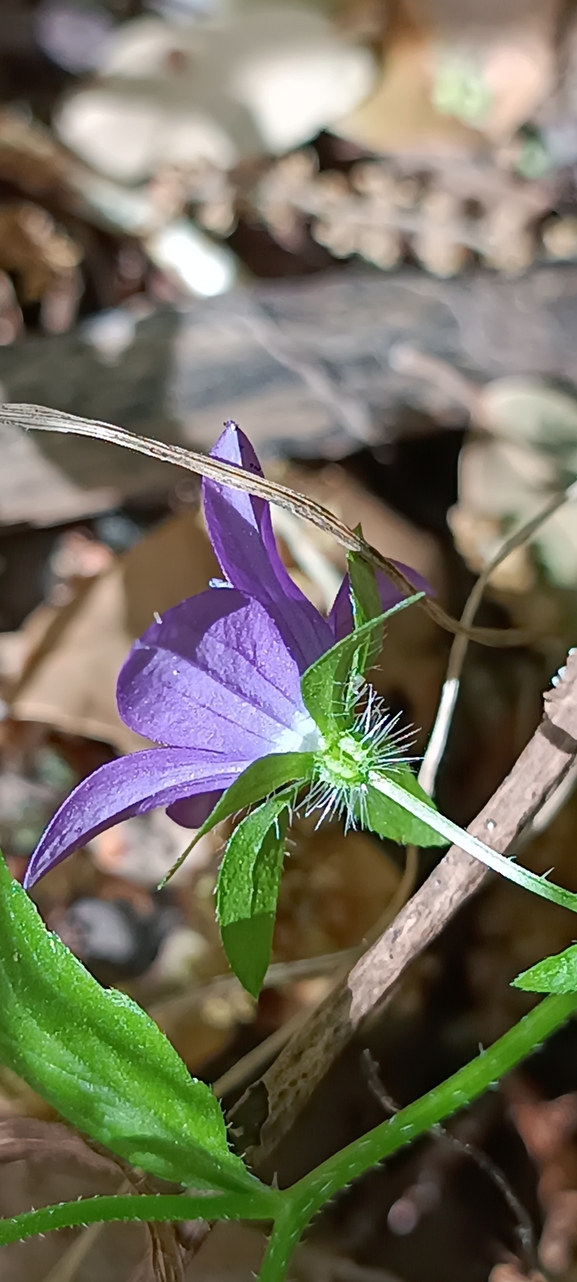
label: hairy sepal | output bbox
[216,791,292,998]
[365,769,448,847]
[301,594,424,736]
[160,752,314,886]
[347,547,384,686]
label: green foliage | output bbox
[347,547,383,685]
[513,944,577,993]
[301,593,424,736]
[161,752,314,885]
[364,769,448,848]
[348,550,382,633]
[216,791,292,997]
[0,852,259,1195]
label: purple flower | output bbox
[23,423,430,888]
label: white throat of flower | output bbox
[275,709,322,755]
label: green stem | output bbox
[254,992,577,1282]
[370,771,577,916]
[285,992,577,1233]
[258,1202,308,1282]
[0,1188,280,1248]
[3,995,577,1281]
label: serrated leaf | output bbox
[301,594,424,737]
[512,944,577,994]
[0,852,259,1195]
[348,547,384,684]
[216,792,292,998]
[160,752,314,885]
[365,770,448,847]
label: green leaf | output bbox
[301,594,424,737]
[216,791,292,998]
[365,769,448,847]
[347,547,384,684]
[512,944,577,994]
[371,772,577,916]
[159,752,314,886]
[0,852,259,1195]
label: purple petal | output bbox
[328,562,434,641]
[24,749,252,887]
[203,422,332,670]
[117,588,316,757]
[167,791,223,828]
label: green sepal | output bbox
[159,752,315,886]
[301,593,424,737]
[512,944,577,994]
[365,769,448,847]
[347,545,384,685]
[0,852,260,1195]
[216,791,292,998]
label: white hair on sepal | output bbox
[303,679,419,834]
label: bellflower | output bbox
[24,422,430,888]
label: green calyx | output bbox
[306,700,421,834]
[317,728,373,790]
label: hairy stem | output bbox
[370,771,577,915]
[2,995,576,1282]
[258,1203,308,1282]
[295,991,577,1206]
[0,1189,280,1248]
[266,991,577,1282]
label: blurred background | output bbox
[4,2,577,1280]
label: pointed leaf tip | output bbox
[302,594,424,736]
[513,944,577,993]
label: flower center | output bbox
[319,730,371,790]
[304,683,418,831]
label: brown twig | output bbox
[0,403,529,649]
[230,651,577,1170]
